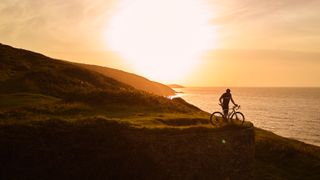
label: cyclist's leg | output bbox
[222,105,228,120]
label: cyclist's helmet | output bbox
[226,88,231,93]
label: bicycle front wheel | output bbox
[210,112,224,126]
[230,112,245,125]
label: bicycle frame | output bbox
[226,105,240,119]
[210,104,245,125]
[228,106,240,118]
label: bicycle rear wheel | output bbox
[210,112,224,126]
[230,112,245,125]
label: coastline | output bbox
[171,87,320,147]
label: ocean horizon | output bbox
[172,87,320,147]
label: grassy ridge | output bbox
[0,43,202,116]
[255,128,320,179]
[0,93,59,109]
[0,43,175,96]
[77,63,175,96]
[0,92,205,127]
[0,44,134,97]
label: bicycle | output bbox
[210,104,245,125]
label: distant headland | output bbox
[167,84,185,88]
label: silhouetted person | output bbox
[219,88,237,119]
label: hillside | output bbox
[0,43,174,97]
[0,44,131,96]
[0,43,196,113]
[77,63,175,96]
[255,128,320,179]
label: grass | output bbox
[0,92,256,179]
[0,92,252,130]
[77,63,175,96]
[0,118,255,180]
[0,94,319,179]
[254,128,320,180]
[0,93,59,109]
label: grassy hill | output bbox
[0,43,200,115]
[255,128,320,179]
[0,43,319,179]
[0,43,174,96]
[0,44,131,96]
[77,63,175,96]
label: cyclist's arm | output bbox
[219,95,223,104]
[230,95,237,106]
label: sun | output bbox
[105,0,215,83]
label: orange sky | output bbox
[1,0,320,87]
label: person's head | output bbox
[226,88,231,93]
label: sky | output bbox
[1,0,320,87]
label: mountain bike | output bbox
[210,104,245,125]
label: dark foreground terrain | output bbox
[0,118,255,180]
[255,128,320,179]
[0,116,319,180]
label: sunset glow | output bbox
[105,0,215,82]
[1,0,320,86]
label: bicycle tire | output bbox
[210,112,224,126]
[230,112,245,125]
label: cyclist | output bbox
[219,88,238,119]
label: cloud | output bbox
[0,0,116,51]
[1,0,320,52]
[210,0,319,23]
[208,0,320,51]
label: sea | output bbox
[172,87,320,147]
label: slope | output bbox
[0,43,197,113]
[77,63,175,96]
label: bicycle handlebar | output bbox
[233,105,240,110]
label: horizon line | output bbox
[171,86,320,88]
